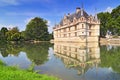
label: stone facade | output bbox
[53,7,100,42]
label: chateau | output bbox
[53,7,100,42]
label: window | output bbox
[89,32,91,36]
[75,25,77,30]
[69,47,71,51]
[82,18,84,21]
[69,27,70,31]
[75,32,77,36]
[64,28,66,32]
[64,34,65,37]
[56,35,58,38]
[69,33,71,37]
[64,46,67,50]
[82,24,84,29]
[89,25,92,29]
[75,48,77,52]
[89,48,92,52]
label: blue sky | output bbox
[0,0,120,33]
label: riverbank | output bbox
[100,38,120,45]
[0,61,58,80]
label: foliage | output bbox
[0,60,58,80]
[97,12,111,37]
[98,5,120,37]
[0,27,8,41]
[0,17,53,42]
[11,33,21,41]
[5,27,22,41]
[0,42,52,65]
[100,45,120,73]
[25,17,50,41]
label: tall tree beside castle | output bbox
[24,17,50,41]
[0,27,8,41]
[98,5,120,37]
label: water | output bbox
[0,42,120,80]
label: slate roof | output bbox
[60,9,89,26]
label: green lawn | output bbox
[0,61,58,80]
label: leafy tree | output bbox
[10,27,19,34]
[111,5,120,19]
[6,27,22,41]
[25,17,49,41]
[49,32,54,40]
[0,27,8,41]
[11,33,21,41]
[98,5,120,37]
[97,12,111,37]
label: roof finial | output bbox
[82,2,84,9]
[54,19,57,27]
[81,2,84,16]
[95,7,98,20]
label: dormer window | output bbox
[81,17,85,21]
[73,17,76,22]
[76,7,81,13]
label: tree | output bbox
[111,5,120,19]
[11,33,21,41]
[97,12,111,37]
[98,5,120,37]
[6,27,22,41]
[0,27,8,41]
[25,17,49,41]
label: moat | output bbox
[0,42,120,80]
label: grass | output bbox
[0,60,58,80]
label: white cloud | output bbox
[47,20,54,33]
[0,24,25,31]
[0,0,19,6]
[0,0,52,6]
[0,24,17,30]
[105,7,113,13]
[6,12,41,16]
[47,20,51,26]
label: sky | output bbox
[0,0,120,33]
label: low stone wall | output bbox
[100,38,120,45]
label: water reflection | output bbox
[100,45,120,73]
[54,42,100,75]
[0,43,51,67]
[0,42,120,80]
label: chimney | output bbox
[76,7,81,13]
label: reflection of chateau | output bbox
[54,42,100,74]
[53,7,100,42]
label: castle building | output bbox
[53,7,100,42]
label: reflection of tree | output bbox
[21,43,51,65]
[100,45,120,73]
[0,42,52,65]
[0,43,21,57]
